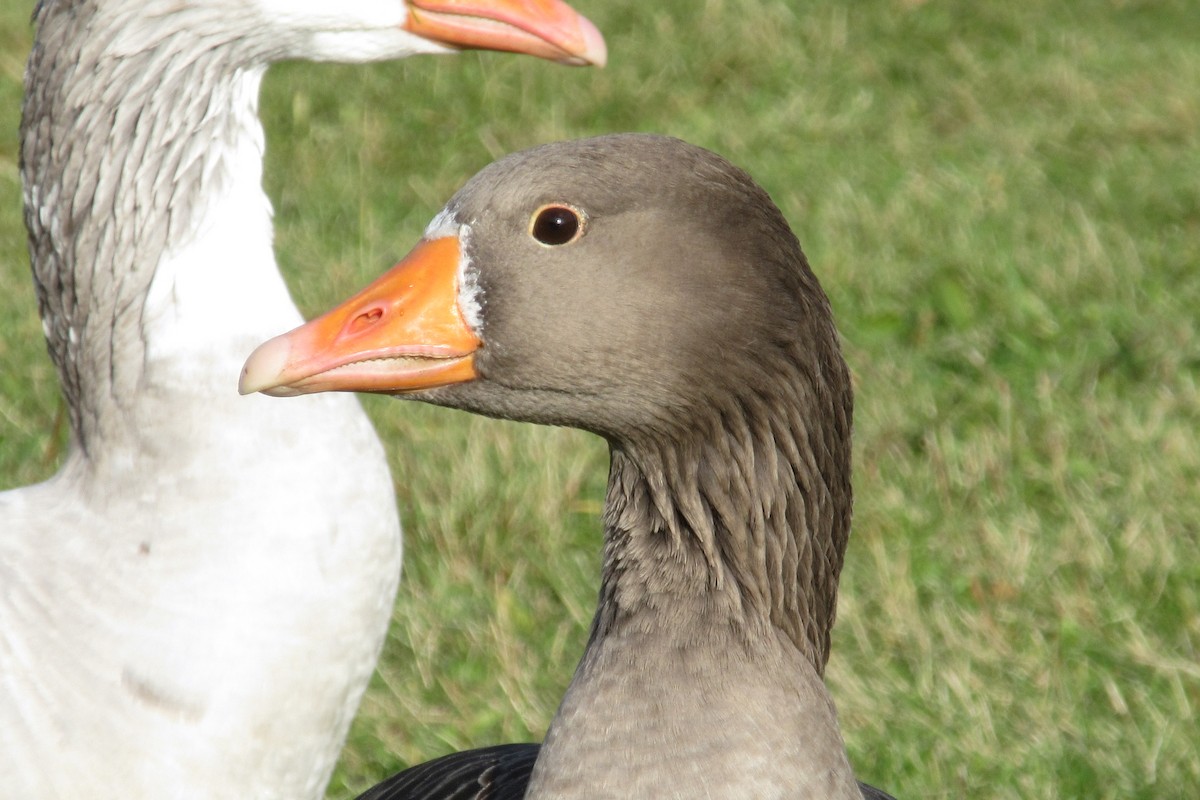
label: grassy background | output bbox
[2,0,1198,797]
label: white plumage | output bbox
[0,0,601,797]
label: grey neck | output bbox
[21,1,276,455]
[527,400,857,799]
[595,386,851,672]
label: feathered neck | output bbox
[524,354,857,799]
[21,1,280,454]
[593,363,853,674]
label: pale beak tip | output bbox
[577,16,606,67]
[240,335,292,396]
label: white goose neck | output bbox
[22,2,292,454]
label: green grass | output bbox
[2,0,1198,797]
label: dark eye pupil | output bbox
[532,206,580,245]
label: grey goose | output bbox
[242,134,894,800]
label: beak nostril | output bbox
[349,307,384,333]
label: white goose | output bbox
[0,1,603,798]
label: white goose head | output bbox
[43,0,606,66]
[23,0,603,450]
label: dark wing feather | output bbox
[858,779,900,800]
[353,744,539,800]
[354,742,895,800]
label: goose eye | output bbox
[530,204,584,246]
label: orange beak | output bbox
[240,236,481,397]
[405,0,606,66]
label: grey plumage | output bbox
[427,134,877,798]
[432,134,852,673]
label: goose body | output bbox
[242,134,892,799]
[0,2,602,797]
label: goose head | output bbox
[52,0,605,67]
[23,0,602,449]
[240,134,845,448]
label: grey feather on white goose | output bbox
[0,1,602,797]
[241,134,895,800]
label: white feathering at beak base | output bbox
[424,211,483,334]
